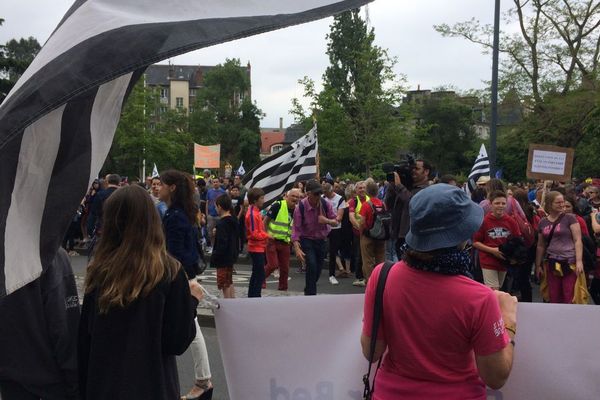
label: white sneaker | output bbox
[329,275,339,285]
[273,270,280,279]
[352,279,366,287]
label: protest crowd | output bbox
[2,159,599,400]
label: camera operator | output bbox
[384,159,432,259]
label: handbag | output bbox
[363,260,395,400]
[510,198,535,247]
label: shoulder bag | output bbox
[363,260,395,400]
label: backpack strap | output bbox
[363,261,396,399]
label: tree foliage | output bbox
[292,10,408,176]
[103,81,193,178]
[0,19,41,104]
[190,58,262,169]
[407,96,479,175]
[436,0,600,180]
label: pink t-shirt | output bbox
[362,261,509,400]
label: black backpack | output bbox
[364,200,391,241]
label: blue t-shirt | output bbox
[206,188,226,217]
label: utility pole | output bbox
[489,0,500,177]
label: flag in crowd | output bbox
[0,0,372,297]
[467,144,491,192]
[152,163,159,178]
[243,126,318,207]
[236,161,246,176]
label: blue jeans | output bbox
[248,252,265,298]
[300,238,327,296]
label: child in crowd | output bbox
[473,190,521,290]
[210,194,239,298]
[245,188,269,297]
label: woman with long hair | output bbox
[361,184,517,399]
[535,191,585,303]
[78,185,202,400]
[159,170,213,400]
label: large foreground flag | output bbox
[467,143,491,192]
[242,126,318,207]
[0,0,371,297]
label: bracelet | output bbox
[505,325,517,336]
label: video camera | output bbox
[382,154,416,190]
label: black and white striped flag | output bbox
[467,143,491,192]
[0,0,371,297]
[243,126,317,207]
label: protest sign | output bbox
[215,295,600,400]
[194,144,221,169]
[527,144,574,181]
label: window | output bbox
[176,97,184,108]
[189,106,194,114]
[189,88,197,96]
[160,106,167,114]
[160,88,168,98]
[271,144,283,154]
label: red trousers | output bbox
[265,238,291,290]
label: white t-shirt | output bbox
[323,193,346,230]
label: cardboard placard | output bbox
[526,144,574,181]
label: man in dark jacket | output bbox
[90,174,120,236]
[384,159,431,259]
[0,248,80,399]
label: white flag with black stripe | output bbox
[243,126,318,207]
[467,143,491,193]
[0,0,371,297]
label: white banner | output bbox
[214,295,600,400]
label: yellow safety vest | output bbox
[267,200,292,243]
[354,195,370,218]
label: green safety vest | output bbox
[267,200,292,243]
[354,195,370,217]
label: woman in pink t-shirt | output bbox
[362,184,518,400]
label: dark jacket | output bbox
[90,187,118,232]
[163,207,199,278]
[384,183,429,239]
[210,215,239,268]
[0,248,80,400]
[78,267,198,400]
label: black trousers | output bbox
[351,234,364,280]
[0,381,40,400]
[590,277,600,305]
[328,229,344,277]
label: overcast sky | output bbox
[1,0,516,128]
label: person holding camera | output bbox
[384,159,432,260]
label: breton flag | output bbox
[151,163,159,178]
[236,161,246,176]
[242,126,318,207]
[0,0,371,297]
[467,144,491,192]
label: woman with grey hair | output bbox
[361,184,517,399]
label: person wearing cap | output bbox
[362,184,518,399]
[292,179,338,295]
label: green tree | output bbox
[190,58,262,169]
[292,10,408,176]
[103,81,193,178]
[0,19,41,103]
[407,95,478,175]
[436,0,600,180]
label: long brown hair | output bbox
[85,185,179,314]
[160,169,199,223]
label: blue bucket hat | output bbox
[405,184,483,252]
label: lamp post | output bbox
[490,0,500,177]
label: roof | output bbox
[260,129,285,154]
[145,63,250,88]
[283,124,307,145]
